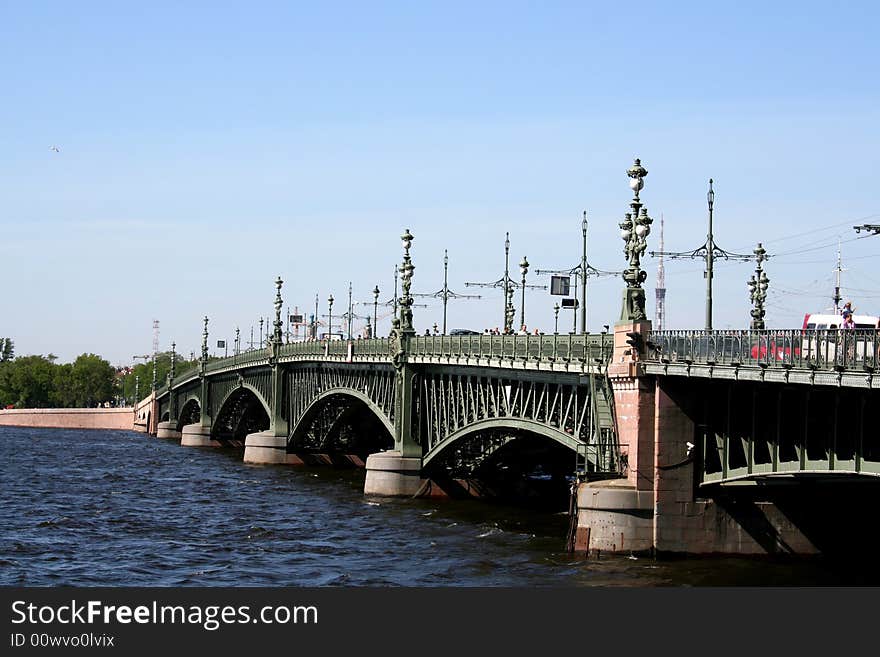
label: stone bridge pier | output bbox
[573,321,847,556]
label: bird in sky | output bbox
[49,145,60,153]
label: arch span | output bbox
[289,387,394,455]
[422,417,582,470]
[212,385,270,443]
[175,397,202,432]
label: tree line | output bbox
[0,338,197,409]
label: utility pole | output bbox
[536,212,618,334]
[412,250,480,334]
[465,233,546,333]
[650,179,763,332]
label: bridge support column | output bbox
[364,450,424,497]
[156,421,181,440]
[576,320,656,555]
[244,431,297,465]
[180,423,219,447]
[364,324,425,496]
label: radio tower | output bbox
[152,320,160,355]
[655,215,666,332]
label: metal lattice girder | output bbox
[418,366,617,471]
[286,363,396,447]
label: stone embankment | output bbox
[0,408,134,431]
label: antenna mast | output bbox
[655,214,666,332]
[152,319,160,356]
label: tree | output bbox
[68,353,115,407]
[0,355,56,408]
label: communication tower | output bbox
[655,215,666,332]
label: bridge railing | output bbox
[647,329,880,372]
[164,333,614,390]
[409,333,613,365]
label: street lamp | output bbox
[259,317,264,348]
[170,341,176,382]
[399,229,415,332]
[554,302,560,334]
[519,255,529,330]
[202,316,209,363]
[327,294,334,339]
[273,276,284,345]
[618,158,652,322]
[373,285,380,336]
[314,293,319,340]
[748,243,770,329]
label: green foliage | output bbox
[0,355,57,408]
[0,351,116,409]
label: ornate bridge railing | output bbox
[409,333,612,365]
[157,334,616,398]
[646,329,880,373]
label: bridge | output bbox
[138,160,879,557]
[152,327,620,499]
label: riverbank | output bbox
[0,407,133,430]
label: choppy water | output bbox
[1,427,876,586]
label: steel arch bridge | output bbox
[154,333,622,481]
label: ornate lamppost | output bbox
[313,293,319,340]
[327,294,334,339]
[169,341,176,382]
[373,285,380,337]
[519,255,529,330]
[619,159,653,322]
[235,327,240,356]
[201,316,209,363]
[399,229,415,332]
[259,317,264,348]
[748,243,769,329]
[273,276,284,345]
[554,302,560,334]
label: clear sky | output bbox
[2,1,879,365]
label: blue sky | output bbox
[2,1,879,364]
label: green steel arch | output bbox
[421,417,583,470]
[214,382,271,423]
[288,387,395,447]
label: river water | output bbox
[1,427,877,586]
